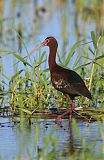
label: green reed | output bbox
[0,1,104,160]
[0,32,104,116]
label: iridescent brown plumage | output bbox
[41,37,92,119]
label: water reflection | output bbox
[0,118,104,159]
[69,121,75,154]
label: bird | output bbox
[41,37,92,120]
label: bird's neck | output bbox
[48,44,57,71]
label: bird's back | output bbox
[51,65,92,99]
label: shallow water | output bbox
[0,1,103,159]
[0,117,104,159]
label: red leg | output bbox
[56,94,75,120]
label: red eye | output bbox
[41,39,50,46]
[46,39,49,43]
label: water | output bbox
[0,0,103,159]
[0,117,104,159]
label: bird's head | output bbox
[23,37,58,61]
[41,37,58,47]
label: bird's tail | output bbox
[81,87,92,100]
[76,84,92,100]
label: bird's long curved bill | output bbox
[24,43,44,61]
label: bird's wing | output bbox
[51,66,91,99]
[63,70,92,99]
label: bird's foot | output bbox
[56,109,73,120]
[56,115,62,120]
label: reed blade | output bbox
[24,44,43,61]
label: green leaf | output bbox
[42,68,49,73]
[64,41,83,66]
[0,91,10,96]
[88,46,94,55]
[94,54,104,61]
[91,31,97,49]
[0,50,11,54]
[57,51,63,65]
[34,59,47,69]
[10,69,24,82]
[18,108,32,115]
[13,28,29,54]
[74,62,92,71]
[40,51,46,62]
[8,52,32,67]
[82,56,92,61]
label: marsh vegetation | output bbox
[0,0,104,159]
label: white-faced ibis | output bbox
[41,37,92,119]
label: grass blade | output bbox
[64,41,83,66]
[94,54,104,61]
[18,108,32,115]
[10,69,24,82]
[40,51,46,62]
[8,52,32,67]
[91,31,97,49]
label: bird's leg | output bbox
[65,94,75,109]
[56,94,75,120]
